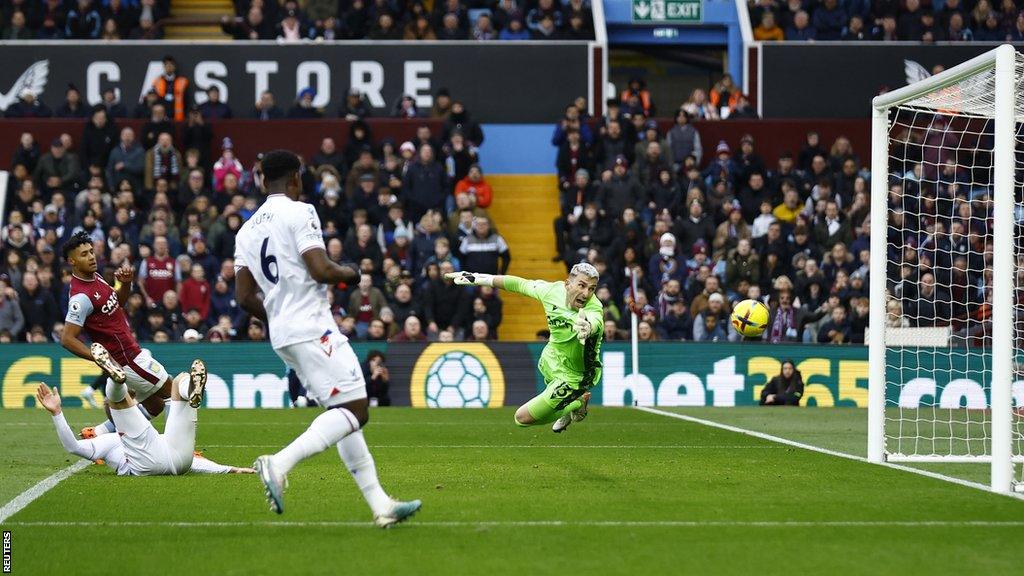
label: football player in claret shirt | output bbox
[60,231,177,438]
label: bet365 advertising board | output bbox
[1,342,1017,410]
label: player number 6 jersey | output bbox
[234,195,340,349]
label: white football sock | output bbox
[93,420,116,435]
[273,408,358,475]
[105,379,127,402]
[174,373,190,399]
[337,430,392,516]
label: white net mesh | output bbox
[882,53,1024,485]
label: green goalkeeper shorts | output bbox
[525,379,589,419]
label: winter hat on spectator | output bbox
[50,138,64,149]
[298,87,316,101]
[222,137,233,150]
[614,154,629,168]
[183,329,202,342]
[394,228,411,240]
[576,168,590,180]
[692,240,709,257]
[44,204,58,215]
[708,293,725,304]
[399,141,416,154]
[715,140,731,155]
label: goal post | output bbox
[868,44,1021,494]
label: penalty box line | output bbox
[633,406,1024,502]
[0,460,90,524]
[6,520,1024,528]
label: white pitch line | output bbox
[0,460,90,524]
[201,444,775,449]
[634,406,1024,502]
[5,520,1024,528]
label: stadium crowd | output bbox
[553,87,887,346]
[0,76,515,345]
[220,0,594,41]
[749,0,1024,41]
[0,0,594,41]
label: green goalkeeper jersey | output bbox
[503,276,604,388]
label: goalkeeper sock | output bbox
[337,430,392,516]
[273,407,358,475]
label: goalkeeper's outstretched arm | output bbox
[444,271,545,301]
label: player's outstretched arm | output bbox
[444,272,545,300]
[301,248,360,287]
[36,383,97,461]
[235,266,269,323]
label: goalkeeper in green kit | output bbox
[445,263,603,433]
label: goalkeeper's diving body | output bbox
[446,263,603,432]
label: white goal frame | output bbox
[867,44,1017,494]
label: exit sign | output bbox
[632,0,703,24]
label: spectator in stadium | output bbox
[287,87,322,119]
[104,127,142,192]
[144,132,181,190]
[814,200,852,249]
[785,10,815,40]
[767,291,806,343]
[0,275,25,339]
[179,262,211,322]
[754,10,784,41]
[340,88,372,120]
[33,138,80,195]
[18,272,59,338]
[1,10,33,40]
[361,350,391,405]
[760,361,804,405]
[454,165,492,209]
[692,293,734,342]
[459,217,510,276]
[498,16,529,39]
[81,106,117,175]
[221,6,274,39]
[140,102,173,149]
[252,90,284,120]
[471,12,497,40]
[666,110,702,170]
[212,139,243,194]
[55,85,88,119]
[198,86,232,120]
[404,14,437,39]
[390,314,428,342]
[402,144,448,223]
[816,302,851,344]
[673,199,715,251]
[811,0,845,40]
[65,0,102,39]
[151,55,190,122]
[423,261,467,334]
[443,101,485,146]
[5,89,52,118]
[596,156,642,221]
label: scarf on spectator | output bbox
[153,147,178,179]
[770,305,796,343]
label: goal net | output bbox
[868,45,1024,494]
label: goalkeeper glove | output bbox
[444,271,494,287]
[573,310,592,344]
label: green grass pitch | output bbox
[1,407,1022,575]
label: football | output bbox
[730,299,771,339]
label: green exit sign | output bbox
[632,0,703,24]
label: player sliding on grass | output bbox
[35,350,252,475]
[234,149,420,528]
[446,263,603,432]
[60,231,175,438]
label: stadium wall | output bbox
[0,119,871,176]
[3,343,1017,410]
[0,42,594,123]
[754,43,1024,118]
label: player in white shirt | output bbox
[35,346,254,476]
[234,150,420,528]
